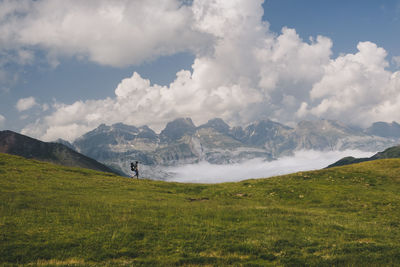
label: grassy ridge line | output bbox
[1,153,400,266]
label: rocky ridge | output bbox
[68,118,400,178]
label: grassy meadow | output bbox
[1,152,400,266]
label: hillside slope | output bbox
[327,145,400,168]
[0,130,120,175]
[1,153,400,266]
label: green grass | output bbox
[1,152,400,266]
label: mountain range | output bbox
[57,118,400,178]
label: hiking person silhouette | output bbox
[130,161,139,179]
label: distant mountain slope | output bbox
[365,121,400,138]
[72,118,275,176]
[0,130,120,175]
[327,145,400,168]
[69,118,400,178]
[54,138,75,150]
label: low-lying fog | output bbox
[165,150,374,183]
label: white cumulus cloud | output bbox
[18,0,400,142]
[21,1,333,141]
[0,0,211,67]
[303,42,400,127]
[16,97,37,112]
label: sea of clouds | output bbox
[165,150,374,183]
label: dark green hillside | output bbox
[1,153,400,266]
[371,145,400,159]
[327,144,400,168]
[0,130,120,175]
[326,156,371,168]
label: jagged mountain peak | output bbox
[76,124,112,140]
[198,118,230,134]
[297,119,340,128]
[54,138,75,150]
[160,117,196,140]
[171,117,195,126]
[365,121,400,138]
[84,122,154,135]
[247,119,292,130]
[242,119,293,147]
[73,121,159,159]
[77,122,156,141]
[139,125,152,131]
[96,123,111,131]
[296,119,360,135]
[111,122,139,133]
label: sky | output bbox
[1,0,400,142]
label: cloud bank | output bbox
[0,0,398,141]
[166,150,375,183]
[0,0,209,67]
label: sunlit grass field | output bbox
[1,152,400,266]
